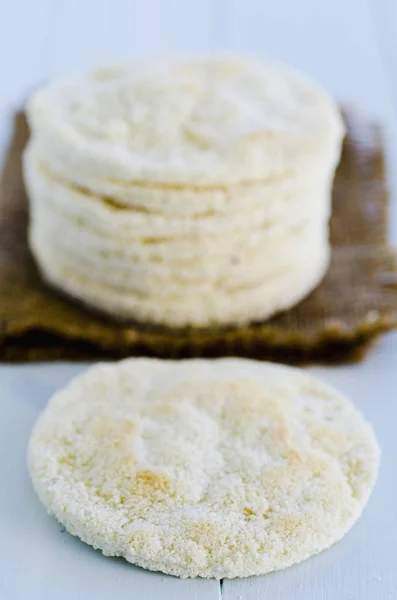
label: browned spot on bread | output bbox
[135,470,171,494]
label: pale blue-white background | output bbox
[1,1,397,599]
[0,0,396,152]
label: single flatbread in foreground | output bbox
[28,358,380,579]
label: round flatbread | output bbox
[29,222,327,292]
[24,146,332,240]
[26,56,344,187]
[30,198,328,265]
[26,140,337,216]
[29,235,329,326]
[28,358,379,578]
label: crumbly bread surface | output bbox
[30,234,330,326]
[24,146,332,239]
[26,57,344,186]
[28,358,380,578]
[24,56,343,326]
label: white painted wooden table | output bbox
[1,1,397,598]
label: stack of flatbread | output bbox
[23,57,345,327]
